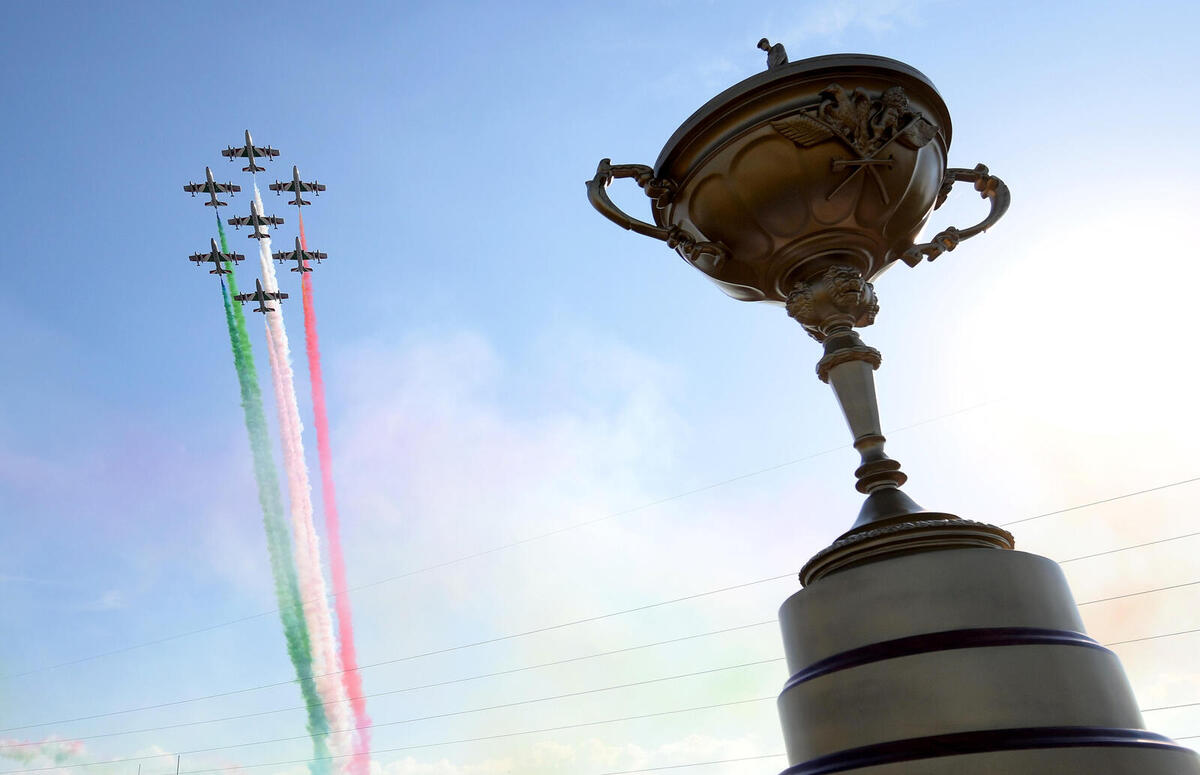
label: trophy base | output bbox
[777,547,1200,774]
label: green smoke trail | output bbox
[217,211,332,774]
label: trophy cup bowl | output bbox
[588,54,1007,303]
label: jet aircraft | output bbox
[233,279,289,313]
[221,130,280,173]
[189,239,245,274]
[272,237,327,273]
[183,167,241,207]
[227,201,284,238]
[269,166,326,206]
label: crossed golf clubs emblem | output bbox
[771,84,940,206]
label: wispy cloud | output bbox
[81,588,124,612]
[776,0,945,42]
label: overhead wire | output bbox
[3,684,1197,775]
[999,475,1200,528]
[3,613,1198,750]
[1078,580,1200,606]
[1142,701,1200,713]
[0,697,780,774]
[1,584,1196,769]
[1105,628,1200,648]
[1057,531,1200,564]
[9,413,1196,694]
[0,620,778,746]
[5,516,1200,736]
[12,462,1197,691]
[0,578,792,734]
[4,608,1198,752]
[1,475,1196,750]
[0,400,1004,681]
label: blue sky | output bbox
[1,1,1199,774]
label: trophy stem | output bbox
[788,266,1013,584]
[819,326,903,491]
[819,325,927,530]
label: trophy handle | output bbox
[586,159,728,264]
[895,163,1011,267]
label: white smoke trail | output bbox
[254,183,353,764]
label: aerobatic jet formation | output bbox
[234,279,289,314]
[189,239,245,274]
[221,130,280,173]
[272,237,327,273]
[183,167,241,207]
[228,201,284,238]
[269,166,326,206]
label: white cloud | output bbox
[82,588,124,612]
[777,0,944,41]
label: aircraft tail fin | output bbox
[205,200,227,207]
[289,197,310,206]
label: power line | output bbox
[1058,531,1200,564]
[4,481,1196,737]
[1078,580,1200,606]
[999,475,1200,528]
[8,543,1200,735]
[0,697,779,775]
[1105,628,1200,648]
[6,616,1199,750]
[0,400,1002,681]
[1142,701,1200,713]
[8,612,1199,751]
[0,620,777,747]
[0,576,792,734]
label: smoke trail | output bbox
[216,212,332,775]
[250,185,353,762]
[0,737,85,766]
[299,208,372,774]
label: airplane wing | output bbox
[253,146,280,158]
[232,292,254,302]
[227,216,253,227]
[188,253,209,263]
[271,290,289,300]
[215,182,241,194]
[298,182,326,193]
[183,183,204,193]
[312,251,328,261]
[221,147,249,159]
[264,215,285,226]
[267,181,292,192]
[271,251,291,262]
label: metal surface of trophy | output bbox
[587,51,1200,775]
[587,53,1012,584]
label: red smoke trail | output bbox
[299,209,372,774]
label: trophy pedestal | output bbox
[775,547,1200,774]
